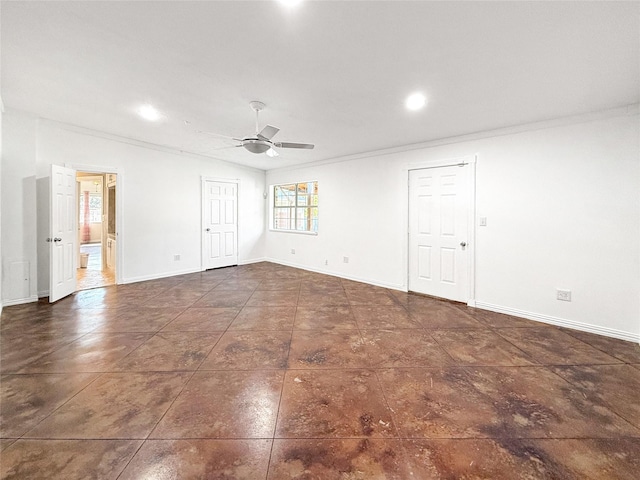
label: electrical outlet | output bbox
[557,289,571,302]
[291,249,295,254]
[343,256,349,264]
[174,254,181,261]
[324,259,328,266]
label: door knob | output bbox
[54,238,62,242]
[460,242,467,247]
[206,228,211,232]
[46,238,52,242]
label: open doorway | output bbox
[76,171,116,290]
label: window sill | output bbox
[269,229,318,236]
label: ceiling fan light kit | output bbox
[242,139,271,154]
[200,101,314,156]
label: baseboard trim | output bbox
[2,295,39,307]
[238,257,268,265]
[475,301,639,343]
[121,267,203,285]
[265,257,406,292]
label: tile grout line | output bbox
[264,281,300,479]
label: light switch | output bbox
[479,217,487,226]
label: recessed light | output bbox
[137,104,161,121]
[405,92,426,111]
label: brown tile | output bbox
[20,333,151,373]
[228,306,296,330]
[289,330,370,369]
[378,368,498,438]
[19,333,152,373]
[24,372,190,439]
[0,332,85,373]
[431,329,537,366]
[1,308,116,336]
[193,290,253,308]
[113,332,222,371]
[465,366,640,439]
[0,439,141,480]
[3,261,640,477]
[268,438,410,479]
[1,439,16,451]
[408,302,485,329]
[352,305,422,329]
[496,328,623,365]
[92,306,184,332]
[562,329,640,364]
[344,288,398,305]
[256,279,301,291]
[294,306,358,330]
[163,283,217,296]
[458,306,542,328]
[0,373,97,437]
[403,438,552,480]
[246,289,299,307]
[199,330,291,369]
[528,438,640,480]
[119,439,272,479]
[143,290,206,308]
[151,370,283,438]
[299,281,343,293]
[389,290,442,308]
[361,330,454,367]
[298,290,350,307]
[213,278,262,290]
[551,364,640,428]
[161,307,239,331]
[383,365,638,439]
[402,438,574,479]
[276,370,396,438]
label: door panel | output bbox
[50,164,77,302]
[203,180,238,269]
[409,165,469,301]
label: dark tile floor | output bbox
[1,262,639,479]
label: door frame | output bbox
[65,163,123,285]
[403,155,477,306]
[201,176,240,271]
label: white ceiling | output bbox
[2,1,638,170]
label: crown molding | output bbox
[267,103,639,174]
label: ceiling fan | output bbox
[199,101,314,157]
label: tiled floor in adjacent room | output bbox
[1,262,639,479]
[76,243,115,291]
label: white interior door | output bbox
[203,180,238,269]
[409,165,469,302]
[50,164,77,302]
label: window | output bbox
[79,193,102,223]
[273,181,318,233]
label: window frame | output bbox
[270,180,319,235]
[79,192,103,224]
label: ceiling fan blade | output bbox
[196,130,237,140]
[257,124,280,141]
[209,144,243,151]
[266,147,279,158]
[275,142,314,149]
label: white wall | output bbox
[265,110,640,341]
[1,109,266,302]
[1,111,39,305]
